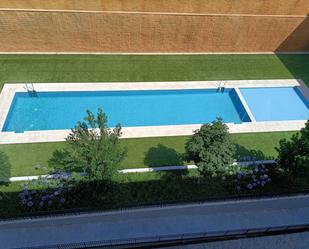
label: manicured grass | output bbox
[0,54,305,176]
[0,131,295,177]
[0,54,307,218]
[0,54,308,90]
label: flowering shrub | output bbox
[18,172,76,211]
[235,164,272,192]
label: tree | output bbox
[276,120,309,176]
[49,108,127,183]
[184,118,235,177]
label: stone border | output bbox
[0,79,307,144]
[0,52,309,55]
[0,8,307,18]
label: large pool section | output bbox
[2,88,250,132]
[2,86,308,133]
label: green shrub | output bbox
[276,120,309,175]
[184,118,235,177]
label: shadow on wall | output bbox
[275,14,309,86]
[276,15,309,52]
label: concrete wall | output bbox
[0,0,308,15]
[0,10,308,52]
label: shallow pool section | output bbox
[240,87,309,121]
[2,88,250,133]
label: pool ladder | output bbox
[218,80,227,92]
[24,83,38,97]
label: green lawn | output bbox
[0,54,307,218]
[0,54,308,90]
[0,54,307,176]
[0,131,295,177]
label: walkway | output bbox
[1,195,309,248]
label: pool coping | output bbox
[0,79,308,144]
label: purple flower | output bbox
[39,201,44,207]
[247,184,253,189]
[48,200,53,206]
[27,201,33,207]
[60,198,66,203]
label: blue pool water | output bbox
[240,87,309,121]
[2,88,250,132]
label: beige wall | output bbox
[0,0,308,15]
[0,10,308,52]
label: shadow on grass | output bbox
[234,144,274,161]
[0,175,230,219]
[143,144,184,167]
[0,151,11,186]
[275,15,309,86]
[2,169,309,220]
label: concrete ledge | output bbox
[1,195,309,248]
[9,160,276,182]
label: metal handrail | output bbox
[22,223,309,249]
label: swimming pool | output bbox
[0,80,308,144]
[240,87,309,121]
[2,88,251,132]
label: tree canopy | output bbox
[276,120,309,176]
[184,118,235,177]
[49,108,127,182]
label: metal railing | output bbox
[21,223,309,249]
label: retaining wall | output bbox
[0,10,308,52]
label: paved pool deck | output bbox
[1,195,309,248]
[0,79,308,144]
